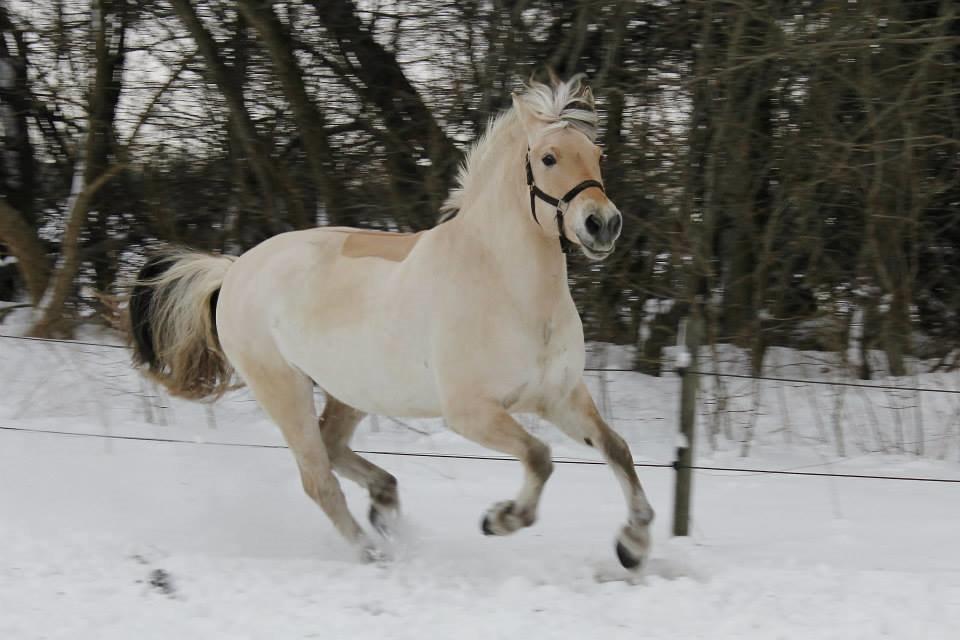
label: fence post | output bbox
[673,308,702,537]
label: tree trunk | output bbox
[0,5,35,220]
[316,0,460,221]
[84,0,127,294]
[0,199,49,304]
[29,165,124,336]
[713,7,776,355]
[28,0,128,336]
[237,0,349,226]
[0,4,40,302]
[170,0,303,229]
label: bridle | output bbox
[525,150,605,253]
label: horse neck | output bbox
[452,140,569,300]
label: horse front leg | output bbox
[543,381,655,570]
[444,400,554,536]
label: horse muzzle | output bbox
[576,204,622,261]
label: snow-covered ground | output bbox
[2,332,959,638]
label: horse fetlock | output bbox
[481,500,535,536]
[631,503,655,527]
[615,523,651,571]
[369,473,399,508]
[369,502,401,538]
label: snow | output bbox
[2,335,960,638]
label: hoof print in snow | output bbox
[147,568,176,596]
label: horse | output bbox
[128,75,655,570]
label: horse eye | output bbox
[542,154,556,167]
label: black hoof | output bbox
[481,501,530,536]
[616,541,642,570]
[481,514,495,536]
[370,503,401,538]
[369,505,388,536]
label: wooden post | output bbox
[673,309,701,537]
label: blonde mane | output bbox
[440,75,598,220]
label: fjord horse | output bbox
[129,76,654,569]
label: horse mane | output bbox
[439,75,597,221]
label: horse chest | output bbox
[513,316,583,408]
[535,320,567,369]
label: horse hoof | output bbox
[615,524,650,571]
[616,541,642,570]
[369,505,391,537]
[481,514,496,536]
[480,500,533,536]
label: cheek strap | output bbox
[525,152,605,253]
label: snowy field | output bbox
[2,331,960,639]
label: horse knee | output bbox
[299,470,321,501]
[300,467,339,504]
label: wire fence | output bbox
[0,333,128,350]
[3,332,960,393]
[2,422,958,484]
[678,369,960,395]
[3,332,960,483]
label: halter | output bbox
[525,151,605,253]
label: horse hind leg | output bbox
[318,396,400,536]
[444,399,553,536]
[232,355,378,560]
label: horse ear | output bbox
[512,92,543,144]
[581,85,595,108]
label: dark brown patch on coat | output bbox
[341,230,423,262]
[602,431,639,483]
[527,440,555,481]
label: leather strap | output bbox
[525,152,605,252]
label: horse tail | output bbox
[128,248,237,400]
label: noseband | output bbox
[525,151,605,253]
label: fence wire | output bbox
[0,333,128,350]
[2,423,959,484]
[3,332,960,483]
[3,333,960,393]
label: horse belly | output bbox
[280,273,440,417]
[280,313,441,418]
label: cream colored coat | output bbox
[136,78,654,570]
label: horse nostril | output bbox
[609,213,622,237]
[585,214,602,236]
